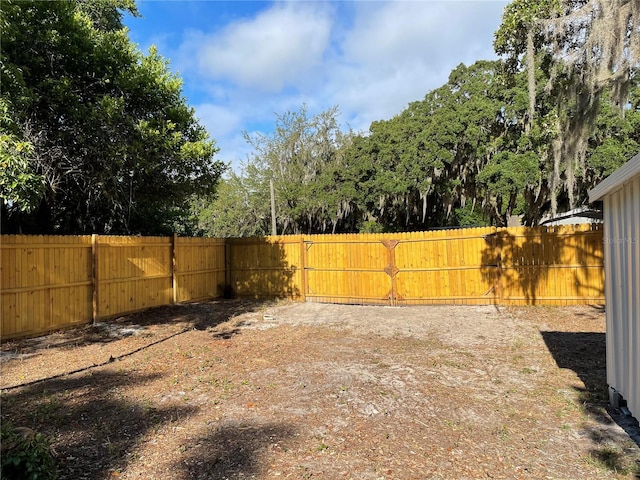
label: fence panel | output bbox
[395,227,497,305]
[498,224,604,305]
[1,235,92,339]
[175,237,226,302]
[96,236,172,319]
[304,234,391,304]
[228,236,304,299]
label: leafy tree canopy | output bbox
[0,0,225,234]
[494,0,640,215]
[193,106,357,236]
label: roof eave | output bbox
[588,152,640,202]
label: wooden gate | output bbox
[303,236,392,304]
[302,228,498,306]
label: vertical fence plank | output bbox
[299,236,308,301]
[92,234,98,322]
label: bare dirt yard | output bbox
[2,300,639,480]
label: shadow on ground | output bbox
[0,299,273,356]
[1,370,197,480]
[175,421,297,479]
[542,330,640,476]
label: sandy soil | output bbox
[1,300,639,479]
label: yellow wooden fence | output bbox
[0,224,604,339]
[0,235,227,339]
[1,235,93,338]
[296,224,604,306]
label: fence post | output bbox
[381,239,400,306]
[171,233,177,304]
[299,236,307,301]
[92,234,99,323]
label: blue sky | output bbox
[124,0,509,171]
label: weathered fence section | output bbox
[1,224,605,339]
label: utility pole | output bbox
[270,178,277,236]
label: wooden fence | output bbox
[1,235,226,339]
[297,224,604,306]
[0,224,604,339]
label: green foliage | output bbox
[450,204,489,228]
[493,0,640,217]
[0,0,224,234]
[358,220,385,233]
[341,60,514,228]
[192,172,271,238]
[493,0,561,66]
[0,100,45,213]
[211,57,639,234]
[195,106,355,236]
[0,423,57,480]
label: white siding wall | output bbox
[604,174,640,418]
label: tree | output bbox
[340,58,638,228]
[494,0,640,214]
[191,172,272,238]
[0,0,224,234]
[0,99,46,216]
[199,106,356,237]
[342,61,508,228]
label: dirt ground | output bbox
[1,300,639,480]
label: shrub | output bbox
[0,422,57,480]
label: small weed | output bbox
[584,446,638,475]
[31,396,61,423]
[495,424,509,440]
[511,338,525,351]
[298,465,313,479]
[211,377,234,392]
[520,367,536,375]
[443,419,457,430]
[443,360,463,368]
[316,442,329,452]
[104,437,123,458]
[142,400,154,414]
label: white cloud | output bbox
[327,1,508,131]
[194,103,242,138]
[177,1,509,169]
[182,2,333,92]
